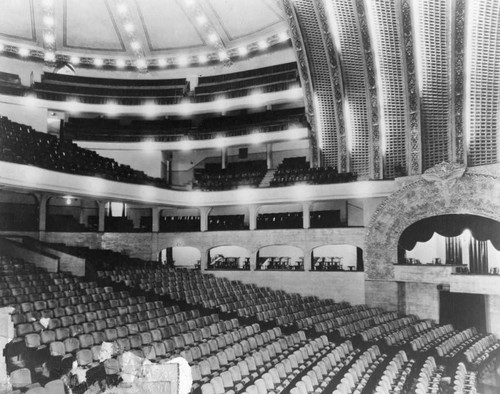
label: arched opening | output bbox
[311,244,363,271]
[158,246,201,270]
[256,245,304,271]
[207,245,251,270]
[398,214,500,274]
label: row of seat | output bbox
[0,116,169,188]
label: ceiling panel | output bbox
[63,0,125,52]
[136,0,205,51]
[0,0,35,42]
[207,0,284,41]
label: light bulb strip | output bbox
[42,0,56,64]
[0,31,290,69]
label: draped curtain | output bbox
[469,239,489,274]
[445,237,463,265]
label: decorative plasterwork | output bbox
[365,163,500,280]
[281,0,318,165]
[315,0,348,172]
[355,0,382,180]
[401,0,422,176]
[453,0,466,164]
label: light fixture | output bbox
[124,22,134,33]
[158,58,167,67]
[19,48,29,57]
[177,57,189,67]
[218,51,228,61]
[278,31,289,42]
[115,58,126,68]
[24,94,37,107]
[196,15,207,25]
[94,58,103,67]
[198,54,208,64]
[131,41,141,50]
[117,3,128,15]
[238,47,248,56]
[136,58,147,69]
[208,33,218,43]
[42,0,54,7]
[44,52,56,62]
[258,40,269,50]
[70,56,80,64]
[44,33,55,44]
[0,43,5,52]
[43,15,54,27]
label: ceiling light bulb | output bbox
[238,47,248,56]
[158,58,167,67]
[115,58,126,68]
[198,54,208,64]
[70,56,80,64]
[0,43,4,52]
[117,3,128,15]
[44,52,55,62]
[218,51,228,61]
[43,15,54,27]
[258,40,268,50]
[208,33,218,43]
[196,15,207,25]
[94,58,103,67]
[177,57,189,67]
[19,48,29,57]
[131,41,141,50]
[279,31,289,42]
[124,22,134,33]
[136,58,147,69]
[44,33,55,44]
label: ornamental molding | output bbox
[282,0,319,165]
[315,0,348,172]
[355,0,382,180]
[365,166,500,280]
[453,0,466,164]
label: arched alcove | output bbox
[256,244,304,271]
[311,244,363,271]
[207,245,251,270]
[158,246,201,269]
[366,167,500,280]
[399,214,500,274]
[47,196,98,232]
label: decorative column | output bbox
[302,201,311,229]
[248,205,259,231]
[199,207,211,232]
[38,194,49,232]
[97,201,107,232]
[152,207,160,233]
[221,148,227,170]
[266,144,273,169]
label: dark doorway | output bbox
[439,291,486,333]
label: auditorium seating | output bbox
[270,157,358,187]
[33,72,188,105]
[194,62,299,102]
[256,256,304,271]
[208,215,247,231]
[64,107,307,142]
[0,116,169,188]
[160,216,201,232]
[194,161,267,191]
[2,246,497,394]
[208,256,250,270]
[0,71,26,96]
[257,212,303,229]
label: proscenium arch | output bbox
[365,171,500,280]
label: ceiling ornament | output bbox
[42,0,56,64]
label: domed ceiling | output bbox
[0,0,288,60]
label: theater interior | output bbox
[0,0,500,393]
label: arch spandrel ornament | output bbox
[365,163,500,280]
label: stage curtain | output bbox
[445,237,462,265]
[469,238,489,274]
[400,214,500,251]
